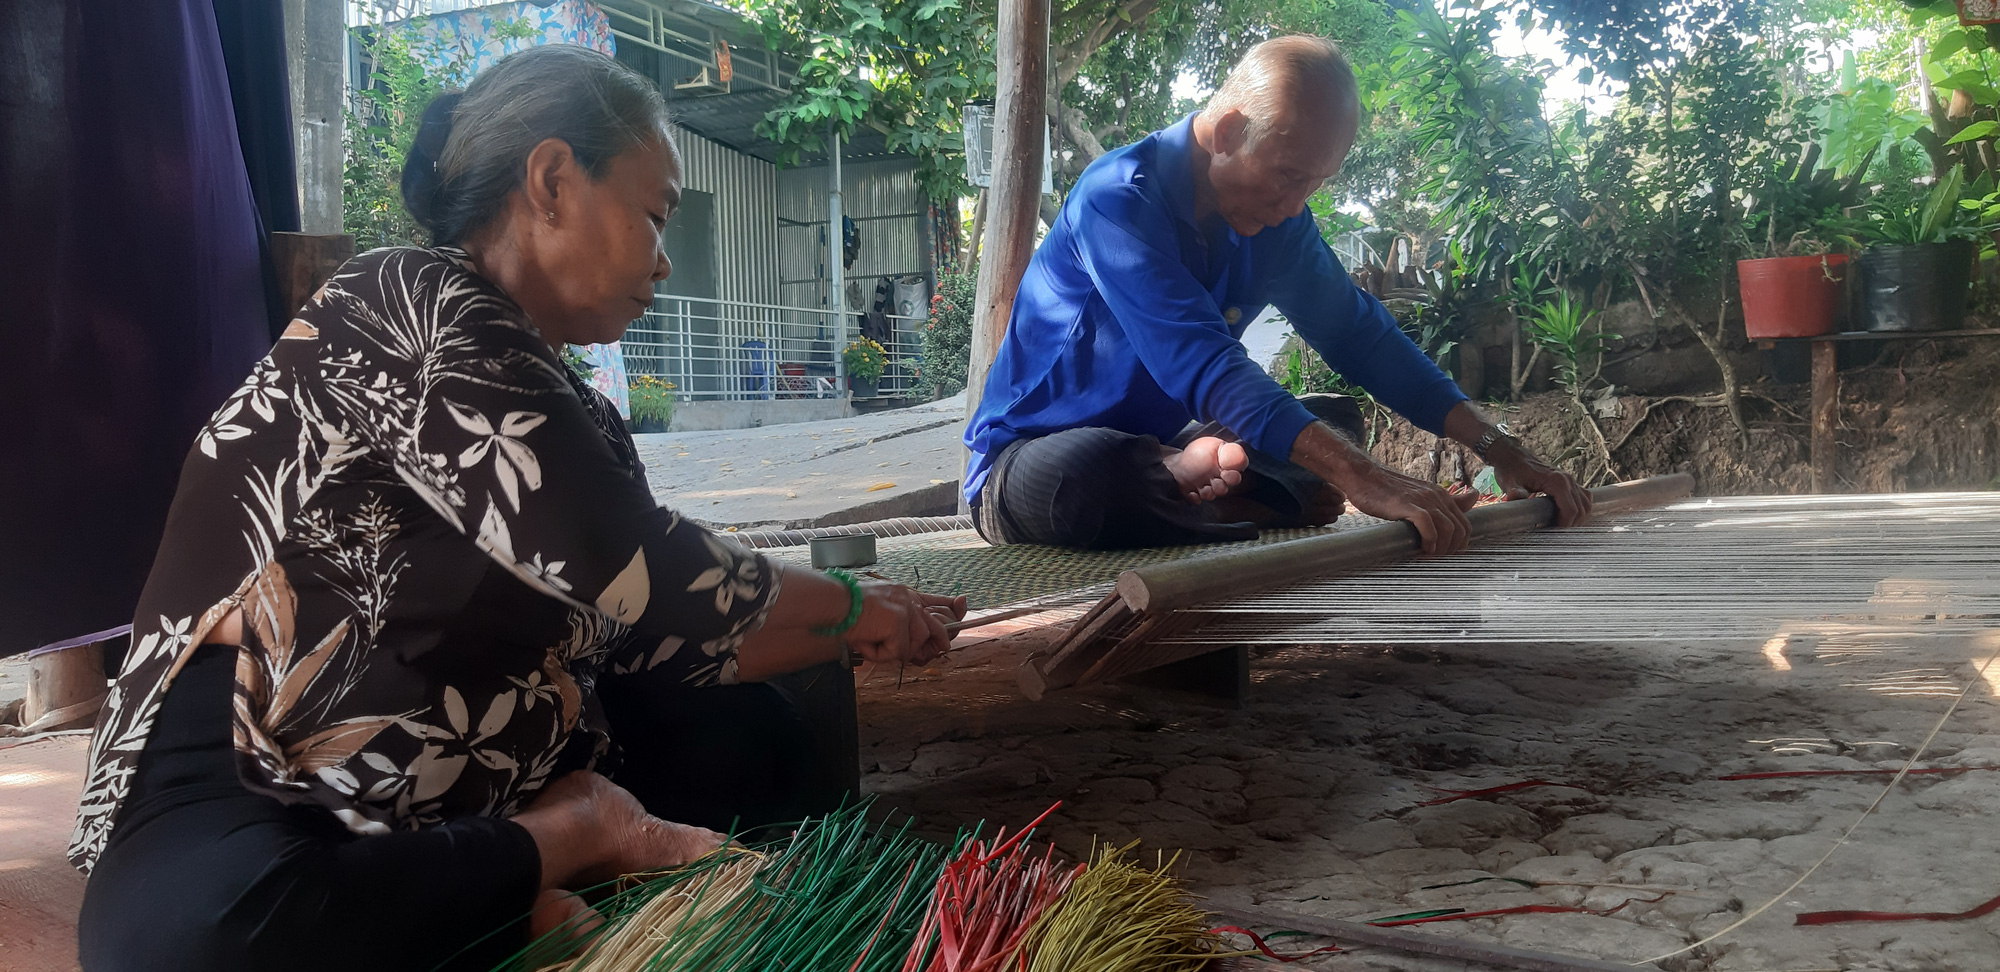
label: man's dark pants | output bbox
[973,394,1367,549]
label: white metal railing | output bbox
[621,295,928,402]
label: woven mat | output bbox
[759,516,1383,611]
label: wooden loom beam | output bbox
[1020,473,1696,700]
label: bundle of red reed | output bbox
[900,803,1082,972]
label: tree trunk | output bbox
[1043,0,1159,175]
[964,0,1049,434]
[1676,300,1749,448]
[1508,312,1542,400]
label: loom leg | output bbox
[1121,646,1249,708]
[1810,338,1837,493]
[771,661,862,808]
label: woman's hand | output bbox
[513,770,726,892]
[846,584,965,668]
[735,569,965,681]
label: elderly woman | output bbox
[72,45,961,972]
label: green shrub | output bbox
[918,267,976,397]
[1524,291,1617,396]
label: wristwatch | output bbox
[1472,425,1518,460]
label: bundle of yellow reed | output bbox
[1019,843,1234,972]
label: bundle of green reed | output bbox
[490,800,952,972]
[711,802,950,972]
[1018,843,1235,972]
[900,803,1083,972]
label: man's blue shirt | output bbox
[963,114,1467,504]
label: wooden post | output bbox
[22,641,109,732]
[270,231,354,317]
[963,0,1049,425]
[1810,338,1837,493]
[283,0,346,234]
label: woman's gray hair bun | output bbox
[399,91,463,234]
[397,45,673,245]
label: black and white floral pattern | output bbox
[69,247,778,871]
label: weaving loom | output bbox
[1018,476,2000,699]
[494,479,2000,972]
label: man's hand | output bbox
[1486,444,1591,527]
[1288,421,1475,555]
[1340,462,1478,554]
[1440,403,1590,528]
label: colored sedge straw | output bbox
[487,846,768,972]
[564,851,766,972]
[1019,842,1244,972]
[488,800,955,972]
[901,802,1083,972]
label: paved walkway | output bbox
[632,396,967,530]
[0,735,87,972]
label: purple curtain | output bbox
[0,0,283,653]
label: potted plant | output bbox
[1842,164,1982,332]
[1737,246,1848,340]
[627,375,676,433]
[1735,149,1858,340]
[842,337,887,398]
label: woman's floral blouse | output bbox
[70,247,778,870]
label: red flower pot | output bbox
[1737,254,1847,340]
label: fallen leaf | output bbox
[866,482,897,492]
[930,479,946,485]
[725,526,738,532]
[786,491,798,499]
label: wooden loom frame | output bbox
[1018,473,1697,700]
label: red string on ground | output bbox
[1209,926,1342,962]
[1414,780,1591,807]
[1796,890,2000,926]
[1367,894,1668,928]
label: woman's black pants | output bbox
[78,644,824,972]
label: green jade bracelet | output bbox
[811,568,864,639]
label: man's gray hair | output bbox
[1207,35,1358,148]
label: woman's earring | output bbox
[545,210,556,224]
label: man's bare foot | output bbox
[1163,436,1250,503]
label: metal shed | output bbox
[602,0,937,408]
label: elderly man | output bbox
[964,36,1588,553]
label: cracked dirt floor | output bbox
[860,625,2000,971]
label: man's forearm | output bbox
[1286,416,1381,490]
[1440,402,1530,469]
[1291,402,1529,485]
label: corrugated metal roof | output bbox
[601,0,908,165]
